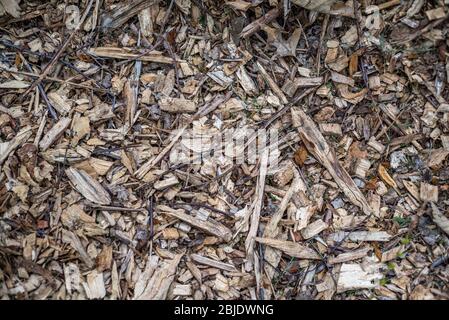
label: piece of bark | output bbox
[64,263,80,295]
[381,245,404,262]
[65,167,111,205]
[133,255,159,298]
[213,274,229,292]
[190,254,237,272]
[157,205,232,242]
[425,7,446,21]
[39,117,71,151]
[282,77,322,97]
[48,91,72,115]
[291,108,372,214]
[331,71,355,86]
[173,284,192,296]
[136,253,183,300]
[256,237,320,259]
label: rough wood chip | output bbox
[136,253,183,300]
[39,117,71,151]
[84,270,106,299]
[89,47,183,64]
[301,219,328,239]
[61,229,94,268]
[159,97,196,113]
[0,126,32,165]
[431,203,449,236]
[158,205,232,242]
[292,108,372,214]
[190,254,237,272]
[337,261,383,293]
[420,182,438,203]
[328,247,371,265]
[328,231,392,243]
[65,167,111,205]
[255,237,320,259]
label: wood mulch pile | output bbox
[1,0,449,300]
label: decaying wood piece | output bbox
[136,253,183,300]
[65,167,111,205]
[83,270,106,299]
[256,237,320,259]
[291,108,372,214]
[157,205,232,242]
[301,219,328,239]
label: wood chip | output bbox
[65,167,111,205]
[292,108,372,214]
